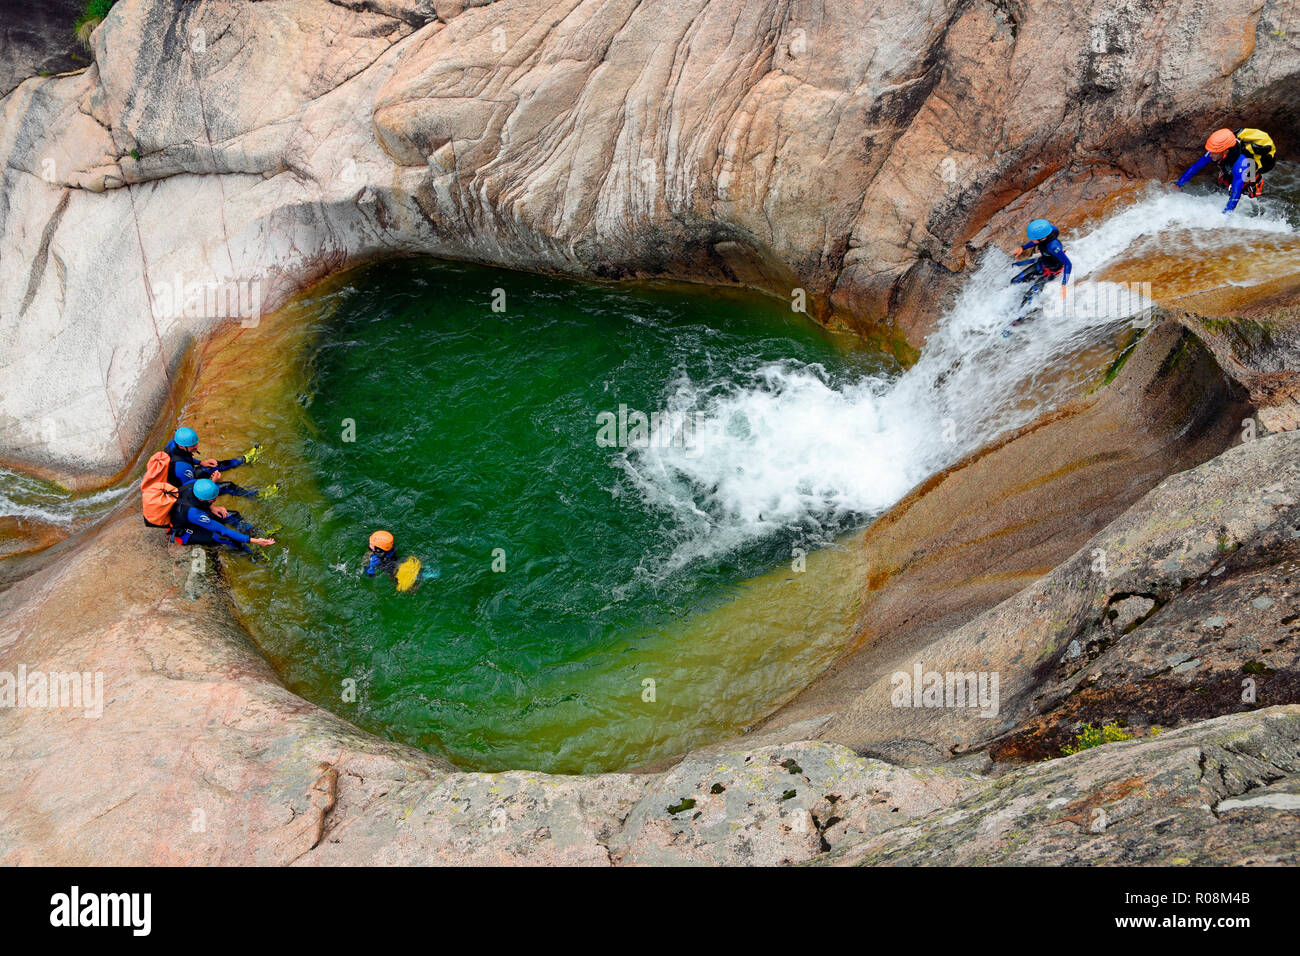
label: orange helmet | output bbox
[369,530,394,551]
[1206,128,1237,154]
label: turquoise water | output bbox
[233,259,893,773]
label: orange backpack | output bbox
[141,451,179,527]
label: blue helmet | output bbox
[1026,219,1055,241]
[174,426,199,448]
[193,478,220,501]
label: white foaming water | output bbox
[626,184,1297,570]
[0,467,128,526]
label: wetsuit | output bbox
[1176,150,1261,213]
[164,439,256,497]
[169,481,254,552]
[365,548,399,580]
[1011,230,1072,294]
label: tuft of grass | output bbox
[75,0,116,47]
[1061,721,1133,755]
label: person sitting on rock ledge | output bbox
[165,426,262,499]
[170,478,276,554]
[1175,127,1276,214]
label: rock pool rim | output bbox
[0,250,1003,774]
[174,256,904,774]
[1,241,1283,774]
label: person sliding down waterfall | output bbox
[170,478,277,554]
[1175,127,1277,214]
[1005,218,1072,333]
[164,426,272,499]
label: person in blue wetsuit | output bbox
[364,530,399,580]
[169,479,277,553]
[1175,128,1268,214]
[165,426,259,498]
[1010,218,1072,306]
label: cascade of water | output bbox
[624,185,1296,570]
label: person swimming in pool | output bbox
[363,530,399,580]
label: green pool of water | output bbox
[228,259,893,773]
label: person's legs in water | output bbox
[1011,262,1048,311]
[1011,262,1043,285]
[178,527,252,554]
[217,480,259,498]
[215,508,259,536]
[207,448,266,498]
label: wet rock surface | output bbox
[759,319,1254,742]
[0,513,988,865]
[2,1,1299,867]
[795,425,1300,763]
[0,0,87,97]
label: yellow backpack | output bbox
[395,555,422,592]
[1236,128,1276,174]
